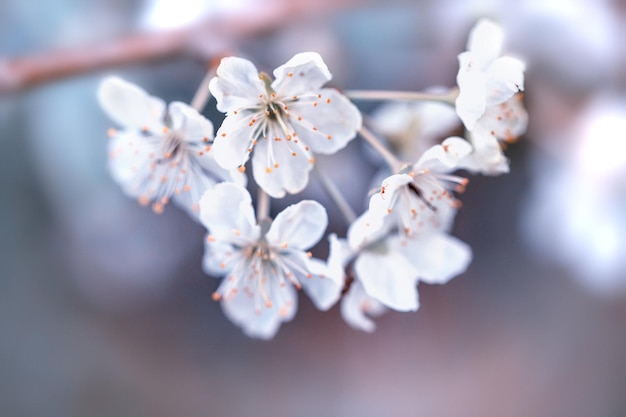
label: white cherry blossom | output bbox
[460,93,528,174]
[339,206,471,332]
[456,19,525,129]
[369,90,461,161]
[209,52,362,198]
[325,228,392,332]
[341,280,386,333]
[199,183,341,339]
[455,19,527,175]
[367,137,473,240]
[98,76,243,216]
[347,213,421,312]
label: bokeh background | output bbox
[1,0,626,416]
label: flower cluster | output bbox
[98,19,527,339]
[455,19,527,174]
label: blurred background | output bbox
[1,0,626,416]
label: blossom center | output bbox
[116,124,209,214]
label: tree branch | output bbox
[0,0,358,94]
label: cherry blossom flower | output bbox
[459,94,528,174]
[346,213,420,313]
[339,206,471,332]
[455,19,527,175]
[98,76,244,216]
[209,52,362,198]
[369,90,461,161]
[199,183,341,339]
[317,232,386,332]
[341,280,386,333]
[367,137,473,240]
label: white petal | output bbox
[399,233,472,284]
[355,245,419,311]
[480,95,529,140]
[346,210,389,251]
[467,18,504,65]
[484,56,525,106]
[168,101,214,142]
[107,131,156,194]
[209,56,265,113]
[212,111,258,169]
[299,257,342,311]
[414,137,473,172]
[411,99,461,142]
[288,88,362,154]
[198,183,260,244]
[328,233,354,277]
[251,135,313,198]
[171,172,223,220]
[456,52,488,130]
[189,147,245,186]
[368,174,413,218]
[202,240,239,276]
[266,200,327,250]
[272,52,332,96]
[98,76,165,132]
[221,282,297,340]
[341,281,386,333]
[458,124,509,175]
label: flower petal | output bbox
[299,256,343,311]
[98,76,165,132]
[251,134,314,198]
[399,233,472,284]
[202,240,239,276]
[371,99,458,141]
[198,183,260,244]
[221,282,297,340]
[212,111,258,169]
[459,124,509,175]
[467,18,504,65]
[272,52,332,96]
[170,172,220,219]
[107,131,156,195]
[288,88,362,154]
[484,56,525,106]
[341,281,386,333]
[479,95,529,143]
[456,52,488,130]
[355,244,419,311]
[327,233,354,277]
[209,56,265,113]
[368,173,413,218]
[346,210,389,251]
[266,200,327,250]
[168,101,214,143]
[414,137,473,172]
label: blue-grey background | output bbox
[1,1,626,416]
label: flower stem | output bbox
[190,69,215,112]
[358,126,402,171]
[314,165,356,224]
[257,188,271,222]
[345,88,458,105]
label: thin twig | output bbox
[358,125,402,171]
[190,69,216,112]
[0,0,359,94]
[257,188,271,223]
[314,165,356,224]
[345,88,458,104]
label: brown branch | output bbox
[0,30,188,93]
[0,0,359,94]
